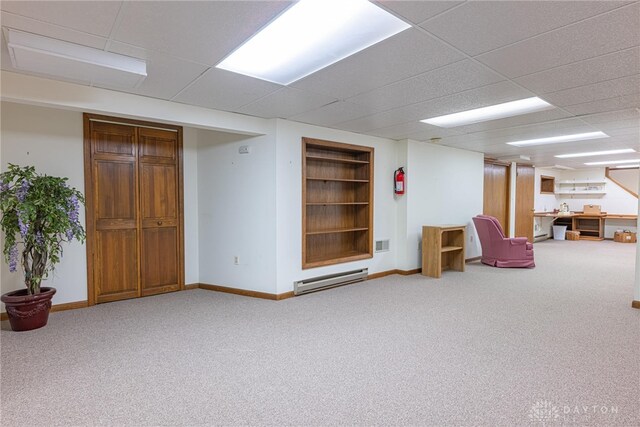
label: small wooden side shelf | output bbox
[302,137,374,269]
[422,225,466,278]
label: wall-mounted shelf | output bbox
[555,180,606,197]
[302,137,374,269]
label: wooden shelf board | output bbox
[441,245,464,253]
[306,227,369,235]
[555,191,606,195]
[579,236,604,241]
[307,177,369,183]
[306,202,369,206]
[306,155,369,164]
[305,251,372,268]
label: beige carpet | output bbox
[1,240,639,426]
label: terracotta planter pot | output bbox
[1,287,56,331]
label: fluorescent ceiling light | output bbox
[420,97,553,128]
[613,164,639,169]
[555,148,635,158]
[6,28,146,88]
[216,0,410,85]
[585,159,640,166]
[506,131,609,147]
[553,165,575,170]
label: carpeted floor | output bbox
[1,240,639,426]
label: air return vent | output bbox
[294,268,368,295]
[375,239,390,252]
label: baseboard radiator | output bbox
[294,268,368,296]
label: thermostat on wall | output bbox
[239,145,251,154]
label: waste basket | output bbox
[552,225,567,240]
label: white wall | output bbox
[0,101,200,308]
[274,120,398,294]
[400,139,484,270]
[197,127,278,293]
[1,102,86,310]
[608,168,639,195]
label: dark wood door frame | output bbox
[83,113,185,306]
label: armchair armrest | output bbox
[508,237,529,246]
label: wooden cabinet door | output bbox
[89,122,140,303]
[515,165,535,242]
[138,128,181,296]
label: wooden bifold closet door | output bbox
[83,114,184,305]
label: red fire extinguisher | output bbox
[394,167,405,195]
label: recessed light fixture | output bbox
[612,164,639,169]
[553,165,575,170]
[584,159,640,166]
[6,28,146,88]
[420,97,553,128]
[555,148,635,158]
[216,0,410,85]
[506,131,608,147]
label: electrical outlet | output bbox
[234,256,240,265]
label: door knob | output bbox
[157,221,163,226]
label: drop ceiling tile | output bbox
[0,1,121,37]
[374,1,464,24]
[290,101,379,127]
[97,42,209,100]
[460,118,597,145]
[172,68,281,112]
[365,121,462,140]
[421,1,631,56]
[290,29,464,99]
[336,81,533,133]
[476,3,640,78]
[114,1,292,65]
[515,47,640,94]
[236,88,337,119]
[347,60,504,112]
[0,11,108,49]
[580,109,640,125]
[455,109,574,134]
[563,93,640,116]
[542,75,640,107]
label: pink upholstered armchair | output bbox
[472,215,535,268]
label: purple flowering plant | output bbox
[0,164,85,295]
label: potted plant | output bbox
[0,164,85,331]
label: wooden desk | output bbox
[533,212,637,240]
[422,225,466,278]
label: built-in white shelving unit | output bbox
[555,180,606,196]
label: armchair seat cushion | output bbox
[472,215,535,268]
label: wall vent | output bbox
[294,268,368,295]
[375,239,390,252]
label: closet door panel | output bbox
[138,127,181,295]
[95,229,139,303]
[140,227,179,296]
[89,122,140,303]
[140,164,177,220]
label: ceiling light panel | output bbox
[421,97,553,128]
[216,0,410,85]
[506,131,608,147]
[613,164,639,169]
[6,29,146,88]
[585,159,640,166]
[555,148,635,158]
